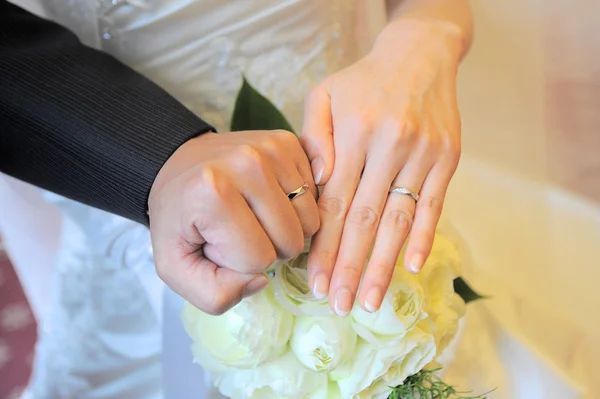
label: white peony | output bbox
[271,248,332,317]
[182,285,293,371]
[212,351,329,399]
[351,271,426,344]
[335,329,436,399]
[422,232,462,277]
[417,250,466,357]
[182,230,470,399]
[394,230,465,358]
[290,316,357,373]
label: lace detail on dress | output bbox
[44,0,359,132]
[165,1,359,132]
[196,25,357,133]
[30,200,162,398]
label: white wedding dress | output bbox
[2,1,599,398]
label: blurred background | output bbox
[1,0,599,398]
[442,1,599,398]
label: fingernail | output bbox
[334,288,353,317]
[312,273,329,300]
[312,158,324,185]
[364,288,383,313]
[242,275,268,298]
[409,254,425,274]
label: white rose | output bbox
[182,285,293,371]
[335,329,436,399]
[351,272,426,344]
[212,351,329,399]
[290,316,357,373]
[271,247,332,317]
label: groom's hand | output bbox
[148,131,319,315]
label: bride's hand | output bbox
[301,20,464,315]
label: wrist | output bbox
[371,18,466,65]
[148,132,217,213]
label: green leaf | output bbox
[230,77,295,133]
[453,277,485,304]
[389,368,494,398]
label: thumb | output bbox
[300,84,335,186]
[163,255,269,316]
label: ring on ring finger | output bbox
[389,186,420,202]
[287,183,310,200]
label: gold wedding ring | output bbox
[287,183,309,200]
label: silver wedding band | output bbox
[389,186,420,202]
[287,183,309,200]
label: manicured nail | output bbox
[312,273,329,300]
[364,288,383,313]
[312,158,324,185]
[334,288,353,317]
[242,275,268,298]
[409,254,425,274]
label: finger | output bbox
[161,252,269,315]
[403,161,455,274]
[277,165,320,239]
[300,83,335,186]
[270,130,320,234]
[326,157,396,316]
[193,172,276,274]
[325,121,415,316]
[307,122,365,302]
[264,130,319,201]
[294,137,320,200]
[358,159,431,312]
[234,147,305,259]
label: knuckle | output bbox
[187,167,229,205]
[236,144,266,173]
[184,170,209,199]
[368,261,396,280]
[420,195,443,212]
[265,130,299,159]
[420,132,440,150]
[311,250,336,272]
[288,237,306,258]
[385,117,418,146]
[206,293,232,316]
[318,196,348,219]
[304,217,320,238]
[269,129,297,149]
[399,118,418,137]
[256,248,277,271]
[275,235,305,260]
[260,136,280,156]
[347,205,380,230]
[342,113,373,141]
[384,209,413,233]
[442,137,461,164]
[340,263,363,281]
[355,113,373,131]
[272,129,296,142]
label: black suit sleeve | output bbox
[0,1,215,225]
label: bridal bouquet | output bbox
[182,80,487,399]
